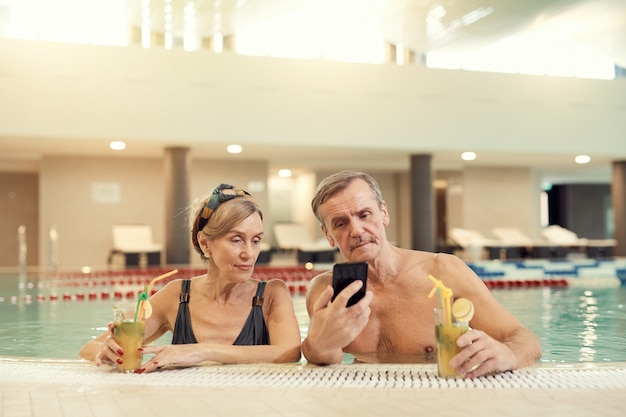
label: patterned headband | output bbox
[197,184,252,232]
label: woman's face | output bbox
[200,213,264,281]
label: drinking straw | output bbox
[133,289,148,322]
[133,269,179,322]
[427,274,453,325]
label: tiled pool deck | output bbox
[2,358,625,417]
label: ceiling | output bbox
[2,0,625,183]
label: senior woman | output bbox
[80,184,301,372]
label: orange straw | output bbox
[136,269,178,320]
[428,274,453,325]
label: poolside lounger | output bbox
[541,225,616,259]
[447,227,502,261]
[490,227,536,259]
[256,242,272,264]
[491,226,571,259]
[108,224,163,267]
[273,223,337,264]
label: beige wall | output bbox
[2,38,613,266]
[39,156,165,268]
[1,38,624,164]
[460,166,539,240]
[374,167,540,252]
[11,155,544,268]
[0,172,38,267]
[38,155,268,268]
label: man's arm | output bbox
[433,253,542,377]
[302,274,373,365]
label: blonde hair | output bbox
[189,185,262,260]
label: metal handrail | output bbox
[17,225,27,271]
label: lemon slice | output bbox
[142,300,153,319]
[452,298,474,323]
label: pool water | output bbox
[490,286,626,363]
[1,273,625,363]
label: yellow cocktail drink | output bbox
[435,302,469,378]
[435,322,469,378]
[114,320,145,373]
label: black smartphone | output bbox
[331,262,368,307]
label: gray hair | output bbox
[311,170,383,226]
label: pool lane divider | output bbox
[3,278,575,304]
[4,263,623,304]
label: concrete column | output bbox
[223,34,236,52]
[384,42,396,63]
[410,154,435,251]
[164,147,191,264]
[612,161,626,256]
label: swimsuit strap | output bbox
[172,279,198,344]
[233,281,269,346]
[252,280,266,307]
[180,278,191,303]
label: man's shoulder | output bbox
[310,270,333,286]
[397,249,469,281]
[400,248,462,266]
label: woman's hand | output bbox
[94,322,124,368]
[134,344,204,373]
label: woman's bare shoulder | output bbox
[263,278,289,292]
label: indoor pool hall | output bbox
[2,0,626,416]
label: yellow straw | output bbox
[137,269,178,320]
[428,274,453,325]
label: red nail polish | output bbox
[134,368,145,374]
[152,361,158,366]
[117,349,124,355]
[117,358,123,365]
[138,348,143,352]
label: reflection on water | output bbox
[578,290,598,362]
[491,286,626,363]
[1,274,625,363]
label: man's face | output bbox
[318,179,389,262]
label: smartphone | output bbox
[331,261,368,307]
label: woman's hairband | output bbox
[197,184,252,232]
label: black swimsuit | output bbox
[171,280,270,345]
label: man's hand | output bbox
[449,329,519,379]
[303,280,373,365]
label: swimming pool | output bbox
[1,267,625,363]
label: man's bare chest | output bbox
[347,297,437,354]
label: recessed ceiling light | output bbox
[575,155,590,164]
[110,141,126,151]
[278,169,292,178]
[227,144,243,154]
[461,151,476,161]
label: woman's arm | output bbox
[78,280,178,365]
[136,279,302,372]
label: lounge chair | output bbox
[491,226,573,259]
[108,224,162,267]
[542,225,616,259]
[490,227,535,259]
[447,227,500,261]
